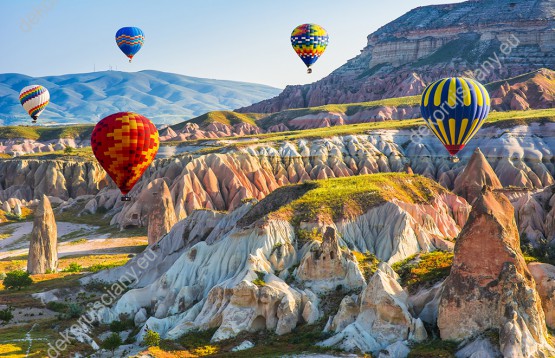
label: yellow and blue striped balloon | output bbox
[420,77,490,157]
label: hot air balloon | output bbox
[290,23,328,74]
[19,85,49,123]
[115,27,144,62]
[420,77,491,161]
[91,112,159,201]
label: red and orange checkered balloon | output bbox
[91,112,159,198]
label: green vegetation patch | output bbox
[17,147,94,160]
[408,339,458,358]
[0,125,93,141]
[392,251,454,293]
[270,173,445,224]
[353,251,380,281]
[257,95,420,129]
[237,182,317,228]
[171,111,266,131]
[166,323,334,357]
[252,271,266,287]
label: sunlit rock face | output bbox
[239,0,555,113]
[27,195,58,274]
[438,188,555,357]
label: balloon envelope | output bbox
[420,77,490,156]
[19,85,49,122]
[290,24,328,70]
[115,27,144,62]
[91,112,159,197]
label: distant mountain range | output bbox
[240,0,555,112]
[0,70,281,126]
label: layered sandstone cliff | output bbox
[240,0,555,112]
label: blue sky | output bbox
[0,0,462,89]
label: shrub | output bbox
[296,228,323,248]
[62,263,82,273]
[101,332,122,354]
[3,270,33,290]
[64,146,74,154]
[392,251,453,292]
[87,262,126,273]
[520,235,555,265]
[408,339,458,357]
[0,272,6,280]
[0,307,13,324]
[252,271,266,287]
[83,279,108,292]
[143,329,160,347]
[46,301,67,313]
[67,303,84,318]
[110,319,134,332]
[352,251,380,281]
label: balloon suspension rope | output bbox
[121,195,131,202]
[307,67,312,74]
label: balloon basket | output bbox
[121,195,131,202]
[307,68,312,74]
[449,156,460,163]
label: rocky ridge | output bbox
[240,0,555,112]
[2,120,553,232]
[82,174,467,347]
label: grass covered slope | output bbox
[171,111,266,131]
[0,125,93,141]
[256,95,421,129]
[170,107,555,156]
[241,173,447,227]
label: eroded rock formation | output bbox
[147,180,177,245]
[88,175,464,344]
[296,227,365,292]
[27,195,58,274]
[453,148,503,203]
[437,188,554,356]
[319,266,427,354]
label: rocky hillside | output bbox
[166,70,555,138]
[83,174,467,350]
[1,115,553,225]
[239,0,555,112]
[0,70,280,125]
[488,69,555,111]
[70,176,555,356]
[8,137,555,356]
